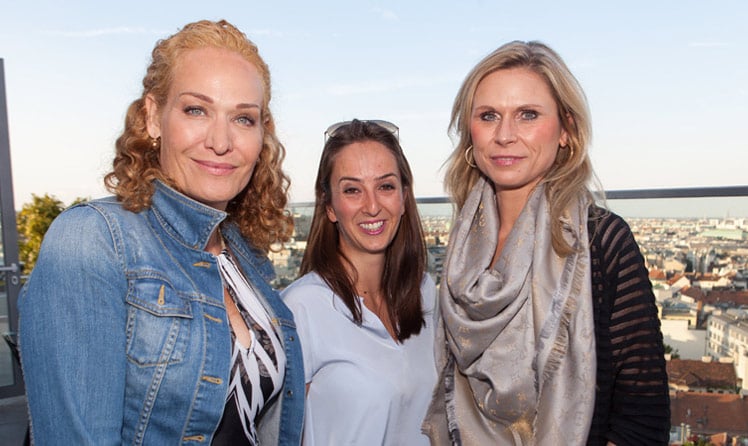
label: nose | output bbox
[362,189,381,216]
[206,118,231,155]
[494,119,517,146]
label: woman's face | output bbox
[470,67,568,197]
[145,46,265,211]
[325,141,405,264]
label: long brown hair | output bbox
[445,41,596,256]
[300,120,427,341]
[104,19,292,252]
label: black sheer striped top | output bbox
[587,207,671,445]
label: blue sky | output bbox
[1,1,746,208]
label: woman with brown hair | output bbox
[282,119,437,445]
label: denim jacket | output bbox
[19,181,304,445]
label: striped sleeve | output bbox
[588,210,670,445]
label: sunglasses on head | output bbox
[324,119,399,141]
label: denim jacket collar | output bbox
[150,180,227,251]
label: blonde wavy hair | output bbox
[445,40,597,256]
[104,19,292,252]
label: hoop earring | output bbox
[566,145,575,161]
[559,145,574,163]
[464,145,477,168]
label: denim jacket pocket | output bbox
[125,276,193,367]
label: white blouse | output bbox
[282,272,437,446]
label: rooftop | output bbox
[670,391,748,437]
[667,359,738,390]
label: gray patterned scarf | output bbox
[423,178,596,445]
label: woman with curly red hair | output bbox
[20,19,303,445]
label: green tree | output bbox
[664,343,681,359]
[16,194,86,274]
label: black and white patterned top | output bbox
[212,249,286,446]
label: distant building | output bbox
[650,268,667,280]
[670,391,748,440]
[661,319,707,360]
[669,274,691,293]
[701,290,748,307]
[694,274,733,290]
[701,228,746,241]
[664,258,687,273]
[653,286,674,302]
[706,313,748,389]
[667,358,738,394]
[682,286,706,303]
[427,244,446,285]
[662,299,698,328]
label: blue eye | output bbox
[184,106,205,116]
[480,111,499,122]
[520,110,538,120]
[236,115,256,126]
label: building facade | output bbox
[706,313,748,390]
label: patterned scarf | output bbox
[423,178,596,445]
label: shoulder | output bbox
[56,196,151,241]
[82,196,136,219]
[588,205,629,233]
[53,196,121,224]
[29,199,130,287]
[281,272,335,309]
[43,198,130,252]
[588,206,635,253]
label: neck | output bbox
[206,228,224,255]
[343,254,385,296]
[493,187,534,266]
[346,254,397,341]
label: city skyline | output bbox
[295,197,748,219]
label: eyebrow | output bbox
[473,103,545,110]
[179,91,260,110]
[337,172,399,183]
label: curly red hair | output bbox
[104,19,292,252]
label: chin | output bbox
[363,244,390,255]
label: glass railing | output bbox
[274,186,748,287]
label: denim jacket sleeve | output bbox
[19,204,129,445]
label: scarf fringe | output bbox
[538,247,585,385]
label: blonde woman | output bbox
[423,41,670,445]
